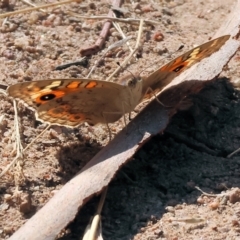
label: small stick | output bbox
[80,0,123,56]
[195,186,219,197]
[55,57,88,70]
[227,147,240,158]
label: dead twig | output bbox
[80,0,123,56]
[227,147,240,158]
[195,186,221,197]
[55,57,88,70]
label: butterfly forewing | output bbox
[7,78,142,126]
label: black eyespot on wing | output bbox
[40,94,56,101]
[173,65,184,72]
[73,115,81,120]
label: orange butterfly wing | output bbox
[141,35,230,101]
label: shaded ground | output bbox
[67,79,240,240]
[0,0,240,239]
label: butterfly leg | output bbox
[143,87,175,108]
[102,111,126,142]
[102,104,130,141]
[122,102,132,133]
[128,112,133,121]
[106,123,112,141]
[123,111,127,127]
[143,87,167,107]
[101,113,112,141]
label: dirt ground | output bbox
[1,0,240,239]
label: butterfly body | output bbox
[7,35,230,127]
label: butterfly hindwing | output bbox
[141,35,230,100]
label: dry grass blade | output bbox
[0,100,24,178]
[87,37,132,78]
[0,88,7,95]
[106,19,144,81]
[13,100,23,157]
[170,217,205,224]
[112,21,133,53]
[82,187,108,240]
[0,114,5,125]
[107,36,132,51]
[67,13,160,25]
[0,0,81,18]
[20,0,46,12]
[0,123,50,178]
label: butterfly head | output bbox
[117,74,142,87]
[127,75,142,88]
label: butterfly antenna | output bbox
[116,43,185,79]
[116,62,137,80]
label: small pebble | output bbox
[165,206,175,212]
[232,219,240,227]
[141,4,154,12]
[197,196,205,204]
[19,193,32,214]
[152,31,164,41]
[208,200,219,210]
[229,189,240,204]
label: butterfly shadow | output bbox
[52,128,104,181]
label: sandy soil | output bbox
[1,0,240,239]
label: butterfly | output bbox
[7,35,230,127]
